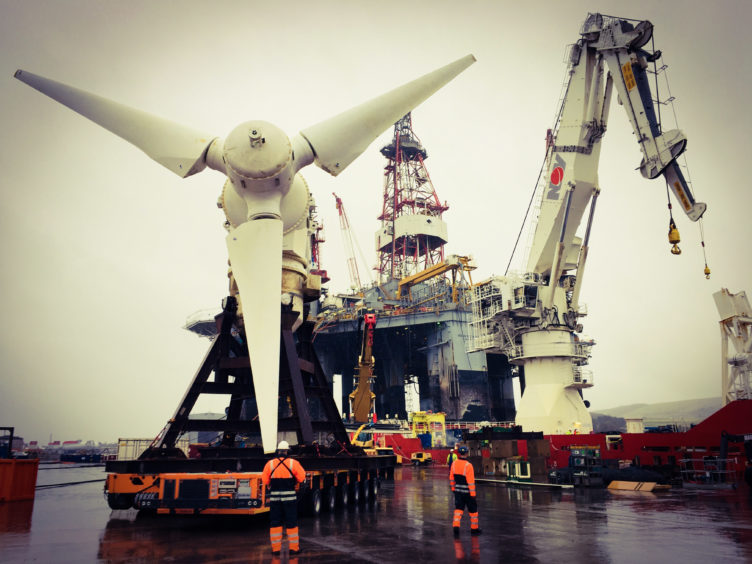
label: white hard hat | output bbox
[277,440,290,451]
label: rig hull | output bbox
[314,305,516,421]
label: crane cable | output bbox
[699,218,711,279]
[504,159,546,276]
[654,41,710,278]
[506,54,574,276]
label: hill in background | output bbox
[590,396,721,433]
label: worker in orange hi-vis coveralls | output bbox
[261,441,307,555]
[449,445,481,536]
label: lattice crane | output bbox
[333,193,370,292]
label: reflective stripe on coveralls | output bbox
[450,458,479,530]
[450,459,475,495]
[287,526,300,551]
[268,459,298,502]
[262,456,306,552]
[453,508,463,527]
[270,526,283,552]
[264,457,305,502]
[470,511,479,530]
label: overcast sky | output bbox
[1,0,749,444]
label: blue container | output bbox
[417,433,432,449]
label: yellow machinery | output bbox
[410,411,447,447]
[350,423,375,448]
[349,313,377,422]
[410,452,433,466]
[396,255,476,303]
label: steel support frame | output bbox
[144,296,349,458]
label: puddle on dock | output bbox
[2,465,752,563]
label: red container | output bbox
[0,459,39,502]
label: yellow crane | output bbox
[349,313,377,422]
[396,254,475,303]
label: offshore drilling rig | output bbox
[313,114,516,422]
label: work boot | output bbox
[453,527,460,537]
[290,548,303,555]
[471,528,482,536]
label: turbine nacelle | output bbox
[205,120,313,226]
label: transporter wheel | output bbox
[107,493,134,510]
[325,487,337,512]
[310,489,322,516]
[368,478,378,502]
[338,484,349,507]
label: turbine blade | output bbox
[14,70,216,178]
[298,54,475,176]
[226,219,283,454]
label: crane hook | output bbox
[668,218,681,255]
[700,219,711,279]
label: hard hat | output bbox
[277,440,290,451]
[457,446,468,456]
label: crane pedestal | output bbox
[514,329,594,435]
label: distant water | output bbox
[36,463,107,488]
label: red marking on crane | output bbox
[550,167,564,186]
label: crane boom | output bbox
[528,13,705,278]
[349,313,377,423]
[333,192,369,292]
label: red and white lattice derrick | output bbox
[375,113,448,282]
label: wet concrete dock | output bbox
[2,464,752,563]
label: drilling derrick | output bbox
[376,113,448,282]
[314,112,517,423]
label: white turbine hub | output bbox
[224,120,294,195]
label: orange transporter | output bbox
[111,472,267,515]
[102,297,394,517]
[105,464,383,516]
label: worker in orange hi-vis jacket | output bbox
[449,445,481,536]
[261,441,307,556]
